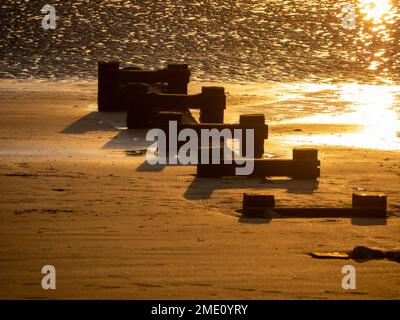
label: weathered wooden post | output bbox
[242,193,387,219]
[196,147,320,178]
[243,194,276,218]
[98,61,192,112]
[98,61,120,112]
[125,84,151,129]
[166,64,191,94]
[292,148,319,161]
[125,86,227,128]
[352,192,387,218]
[239,114,267,158]
[199,87,226,123]
[291,148,320,179]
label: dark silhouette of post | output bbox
[197,148,320,179]
[98,61,120,112]
[239,114,267,158]
[199,87,226,124]
[166,64,190,94]
[126,86,226,128]
[97,61,191,112]
[242,193,387,218]
[176,120,268,158]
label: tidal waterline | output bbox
[1,0,399,150]
[223,81,400,151]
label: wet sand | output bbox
[0,80,399,299]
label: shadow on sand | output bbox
[60,113,387,226]
[61,111,154,151]
[184,177,319,201]
[102,129,153,151]
[61,111,127,134]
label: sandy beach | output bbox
[0,80,399,299]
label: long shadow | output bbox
[60,110,156,151]
[60,112,388,226]
[238,216,273,224]
[102,129,153,151]
[61,111,127,134]
[351,217,387,226]
[184,177,319,200]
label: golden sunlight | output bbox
[285,83,400,150]
[355,0,399,73]
[358,0,398,24]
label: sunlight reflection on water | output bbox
[1,0,399,83]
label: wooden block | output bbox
[252,159,320,179]
[168,63,189,70]
[98,61,120,71]
[238,193,387,220]
[242,207,269,218]
[201,86,225,95]
[239,114,265,125]
[98,61,120,112]
[199,86,226,124]
[243,194,275,208]
[292,148,319,161]
[290,161,321,179]
[165,65,190,94]
[238,126,266,158]
[196,159,320,179]
[352,192,387,218]
[239,115,268,147]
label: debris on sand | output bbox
[4,172,39,177]
[310,246,400,263]
[386,251,400,262]
[349,246,386,260]
[125,150,147,157]
[309,252,349,260]
[52,188,65,192]
[14,209,74,215]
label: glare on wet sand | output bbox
[283,83,400,150]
